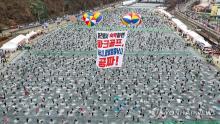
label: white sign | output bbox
[96,31,128,68]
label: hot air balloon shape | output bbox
[121,12,142,27]
[82,12,103,27]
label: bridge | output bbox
[138,0,165,3]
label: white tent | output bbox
[8,35,27,45]
[157,9,173,19]
[26,31,38,41]
[122,0,136,6]
[162,10,173,19]
[187,30,204,40]
[171,18,189,34]
[0,34,27,52]
[187,30,211,47]
[36,30,43,34]
[171,18,187,29]
[196,37,212,48]
[179,26,188,34]
[1,42,18,52]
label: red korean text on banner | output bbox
[96,31,128,68]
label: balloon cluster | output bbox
[82,12,103,27]
[121,12,142,27]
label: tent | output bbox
[171,18,187,29]
[157,9,173,19]
[1,42,18,52]
[196,37,212,48]
[0,34,27,52]
[26,31,38,41]
[187,30,204,40]
[122,0,136,6]
[171,18,188,34]
[186,30,211,48]
[179,25,188,34]
[8,34,27,45]
[36,30,43,34]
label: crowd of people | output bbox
[0,3,220,124]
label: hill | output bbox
[0,0,120,28]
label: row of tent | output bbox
[1,30,41,52]
[156,8,212,50]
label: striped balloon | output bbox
[121,12,142,27]
[82,12,103,27]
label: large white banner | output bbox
[96,31,128,68]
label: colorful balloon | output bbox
[121,12,142,27]
[82,11,103,27]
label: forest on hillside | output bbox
[0,0,119,28]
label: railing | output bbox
[182,12,219,35]
[175,11,220,43]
